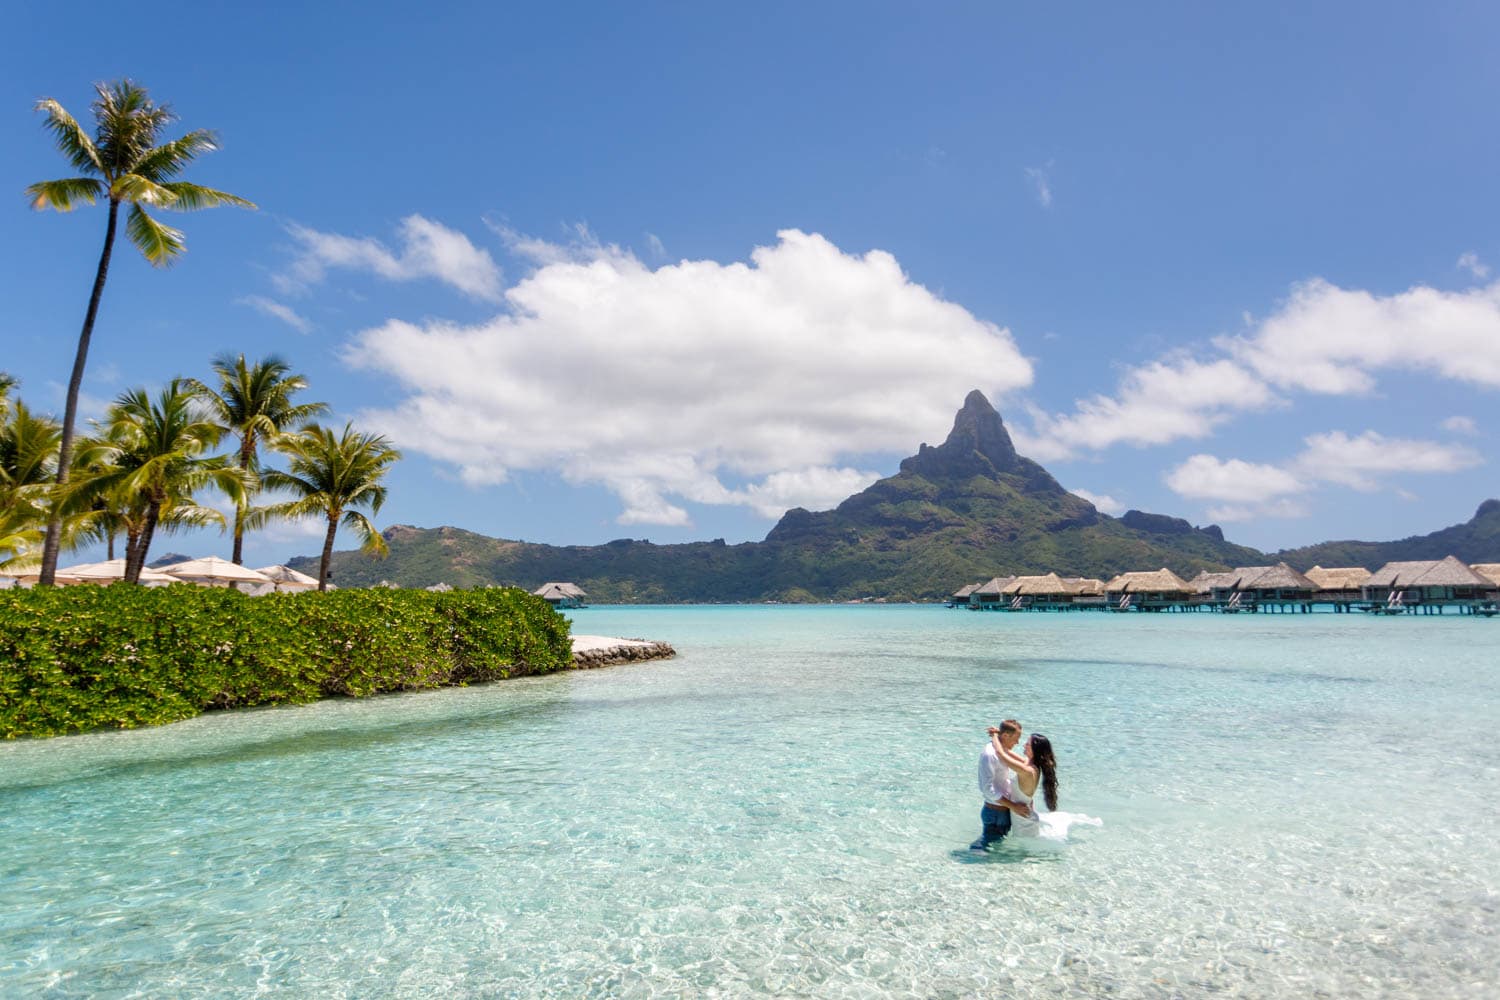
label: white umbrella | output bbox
[253,564,321,591]
[162,556,272,587]
[56,559,180,585]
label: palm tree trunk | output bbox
[128,502,161,585]
[106,529,115,561]
[232,437,253,564]
[39,198,121,586]
[318,515,338,592]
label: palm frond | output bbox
[33,99,103,173]
[130,129,218,180]
[343,510,390,557]
[158,181,255,212]
[25,177,105,212]
[126,205,185,265]
[112,173,178,207]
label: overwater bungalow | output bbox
[1471,564,1500,595]
[1104,568,1194,611]
[1190,570,1246,608]
[1235,563,1317,611]
[969,576,1017,610]
[1064,576,1108,608]
[1304,566,1371,610]
[948,582,982,607]
[1000,573,1075,610]
[1363,557,1494,614]
[534,581,588,609]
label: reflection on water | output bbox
[2,607,1496,998]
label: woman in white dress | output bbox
[989,732,1101,842]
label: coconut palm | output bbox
[69,380,248,583]
[188,354,327,565]
[27,80,255,585]
[258,424,401,591]
[0,395,60,573]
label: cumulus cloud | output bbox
[1017,358,1277,462]
[1026,276,1500,460]
[1221,278,1500,394]
[236,295,311,333]
[1204,498,1311,523]
[343,229,1033,525]
[1069,488,1124,515]
[1458,252,1490,279]
[276,215,503,301]
[1164,454,1307,502]
[1442,415,1478,435]
[1291,430,1483,491]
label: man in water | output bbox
[970,718,1028,851]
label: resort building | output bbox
[948,582,982,607]
[1103,568,1194,611]
[1304,566,1372,608]
[533,582,588,609]
[969,576,1017,610]
[1362,557,1494,613]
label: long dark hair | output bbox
[1029,734,1058,811]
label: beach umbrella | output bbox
[162,556,272,587]
[56,559,180,585]
[252,564,320,592]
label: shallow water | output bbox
[2,606,1497,997]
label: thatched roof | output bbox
[1239,563,1316,591]
[1062,577,1106,595]
[1003,573,1076,596]
[1190,570,1239,594]
[1105,568,1193,593]
[534,581,587,598]
[1471,564,1500,586]
[1305,566,1371,591]
[951,582,981,599]
[1366,556,1490,588]
[973,576,1016,598]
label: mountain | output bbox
[292,391,1276,601]
[1275,499,1500,570]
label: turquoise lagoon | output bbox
[2,606,1497,997]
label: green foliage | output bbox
[0,584,573,739]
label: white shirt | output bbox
[978,742,1013,806]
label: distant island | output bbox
[293,392,1500,602]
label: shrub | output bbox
[0,585,573,739]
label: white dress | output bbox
[1007,783,1102,843]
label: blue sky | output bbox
[4,1,1498,567]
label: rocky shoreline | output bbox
[570,635,677,668]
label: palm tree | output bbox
[27,80,255,585]
[69,380,248,583]
[259,424,402,591]
[0,391,60,573]
[188,354,327,565]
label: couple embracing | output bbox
[970,718,1087,851]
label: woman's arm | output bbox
[990,733,1036,778]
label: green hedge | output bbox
[0,585,573,739]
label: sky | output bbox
[4,1,1498,568]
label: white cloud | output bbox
[1222,277,1500,393]
[344,229,1033,525]
[1164,454,1307,502]
[1025,276,1500,461]
[1017,358,1277,461]
[1458,252,1490,279]
[1442,415,1478,435]
[1069,488,1124,515]
[1024,164,1053,208]
[1204,498,1311,523]
[1291,430,1483,491]
[236,295,311,333]
[277,215,503,301]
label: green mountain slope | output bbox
[1275,499,1500,570]
[293,391,1276,601]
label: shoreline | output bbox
[571,635,676,668]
